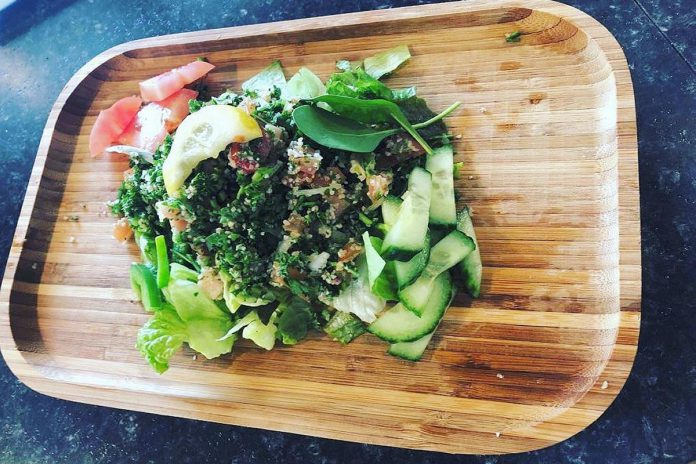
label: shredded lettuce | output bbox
[363,45,411,79]
[287,67,326,100]
[331,256,386,323]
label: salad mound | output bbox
[95,45,482,373]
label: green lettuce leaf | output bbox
[136,307,188,374]
[218,310,277,350]
[363,44,411,79]
[286,67,326,100]
[186,318,235,359]
[242,317,277,350]
[169,263,198,282]
[325,67,393,100]
[166,278,229,321]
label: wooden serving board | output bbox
[0,0,640,454]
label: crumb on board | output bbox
[495,432,501,438]
[192,355,197,361]
[68,236,76,243]
[80,203,87,209]
[64,215,79,222]
[496,373,504,379]
[455,134,462,139]
[31,262,38,270]
[601,380,609,390]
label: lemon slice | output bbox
[163,105,262,196]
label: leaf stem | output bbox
[413,101,461,129]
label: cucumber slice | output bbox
[368,272,451,342]
[394,231,431,289]
[388,330,434,361]
[456,206,482,298]
[399,230,474,316]
[381,195,403,228]
[382,167,432,261]
[426,145,457,226]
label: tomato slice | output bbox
[89,95,142,157]
[139,60,215,102]
[118,89,198,152]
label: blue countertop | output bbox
[1,0,695,462]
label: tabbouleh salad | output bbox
[90,45,482,373]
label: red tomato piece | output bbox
[118,89,198,152]
[139,60,215,102]
[88,95,142,157]
[161,88,198,132]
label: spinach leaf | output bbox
[325,67,393,100]
[292,105,396,153]
[293,97,460,154]
[312,95,434,154]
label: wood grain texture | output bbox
[0,0,640,454]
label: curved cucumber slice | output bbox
[388,331,434,361]
[426,145,457,226]
[394,231,431,289]
[381,195,403,228]
[382,167,431,261]
[399,230,473,316]
[368,272,451,343]
[456,206,482,298]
